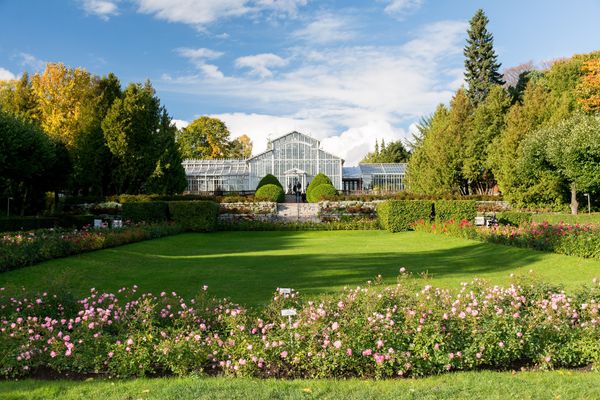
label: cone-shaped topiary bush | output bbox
[256,174,283,190]
[307,183,338,203]
[306,173,333,202]
[255,184,285,203]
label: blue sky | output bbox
[1,0,599,164]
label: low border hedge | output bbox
[122,201,169,223]
[168,201,219,232]
[377,200,433,232]
[434,200,477,222]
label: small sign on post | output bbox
[93,219,103,229]
[281,308,296,344]
[279,288,291,294]
[281,309,296,317]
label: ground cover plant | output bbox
[4,272,600,380]
[415,219,600,260]
[3,231,600,306]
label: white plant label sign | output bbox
[281,309,297,317]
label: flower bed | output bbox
[0,223,183,273]
[414,220,600,259]
[3,273,600,379]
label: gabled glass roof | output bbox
[358,163,407,175]
[183,159,248,176]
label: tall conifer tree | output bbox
[464,9,504,105]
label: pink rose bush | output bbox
[3,273,600,379]
[0,223,182,272]
[414,220,600,260]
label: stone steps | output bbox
[276,203,320,223]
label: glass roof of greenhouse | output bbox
[183,159,249,176]
[358,163,407,175]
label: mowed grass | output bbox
[2,371,600,399]
[3,231,600,306]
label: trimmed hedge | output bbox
[497,211,533,226]
[112,194,215,204]
[307,183,338,203]
[531,212,600,226]
[254,184,285,203]
[377,200,433,232]
[0,217,57,233]
[122,201,169,223]
[256,174,283,190]
[168,201,219,232]
[434,200,477,222]
[308,173,332,191]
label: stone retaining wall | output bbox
[318,200,381,221]
[219,202,278,222]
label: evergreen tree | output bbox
[464,9,504,105]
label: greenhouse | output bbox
[183,131,407,194]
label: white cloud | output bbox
[176,48,223,60]
[235,53,288,78]
[292,14,357,44]
[162,20,467,164]
[172,119,189,129]
[19,53,47,71]
[0,67,17,81]
[175,47,225,79]
[79,0,119,20]
[210,112,335,155]
[381,0,424,16]
[133,0,307,28]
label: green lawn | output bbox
[2,371,600,399]
[3,231,600,306]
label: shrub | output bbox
[531,212,600,226]
[0,217,57,233]
[497,211,533,226]
[307,173,332,194]
[254,184,285,203]
[5,275,600,379]
[122,201,169,223]
[168,201,219,232]
[256,174,283,190]
[55,214,95,229]
[0,223,183,272]
[434,200,477,222]
[377,200,433,232]
[307,183,338,203]
[415,219,600,260]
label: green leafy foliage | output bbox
[307,183,337,203]
[177,116,235,159]
[168,201,219,232]
[122,201,169,223]
[256,174,283,190]
[254,184,285,203]
[6,275,600,378]
[377,200,433,232]
[0,223,182,272]
[306,173,333,202]
[497,211,533,226]
[464,9,504,105]
[361,139,410,163]
[434,200,477,222]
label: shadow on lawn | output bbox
[115,233,548,305]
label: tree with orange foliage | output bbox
[577,58,600,112]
